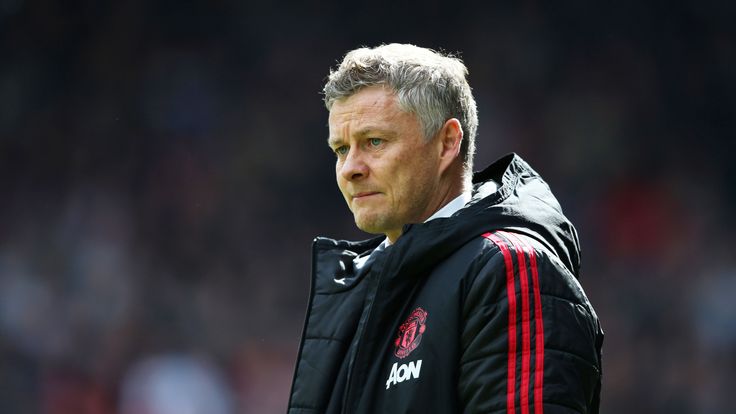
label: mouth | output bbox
[352,191,380,201]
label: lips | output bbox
[352,191,380,202]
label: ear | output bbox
[436,118,463,174]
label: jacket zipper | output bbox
[340,249,391,413]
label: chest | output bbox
[329,256,471,413]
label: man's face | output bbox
[328,86,444,242]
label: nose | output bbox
[339,148,368,182]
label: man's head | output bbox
[324,44,478,176]
[325,44,478,242]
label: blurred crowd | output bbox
[1,1,734,413]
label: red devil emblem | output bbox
[393,307,428,359]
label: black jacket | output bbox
[288,154,603,413]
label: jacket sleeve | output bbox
[458,232,603,414]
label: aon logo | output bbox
[385,360,422,389]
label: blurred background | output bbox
[1,0,734,413]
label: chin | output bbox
[355,222,384,236]
[354,215,392,236]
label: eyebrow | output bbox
[326,136,344,148]
[327,127,397,147]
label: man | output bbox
[288,44,603,413]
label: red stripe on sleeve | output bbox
[502,232,532,414]
[503,232,545,414]
[528,244,545,414]
[483,232,517,414]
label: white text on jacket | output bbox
[385,360,422,389]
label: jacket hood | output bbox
[469,153,581,277]
[391,153,582,279]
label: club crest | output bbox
[393,307,428,359]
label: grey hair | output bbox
[324,43,478,175]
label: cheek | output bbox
[336,178,349,199]
[335,170,349,198]
[335,162,345,184]
[401,161,436,199]
[391,162,424,201]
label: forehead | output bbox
[328,86,405,130]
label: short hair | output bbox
[324,43,478,174]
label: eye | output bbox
[334,145,349,156]
[368,138,383,147]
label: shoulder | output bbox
[458,230,591,308]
